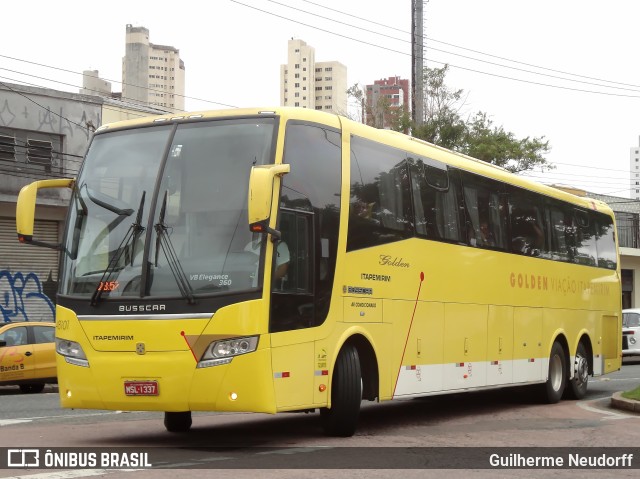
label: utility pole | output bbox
[411,0,425,126]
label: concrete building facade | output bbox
[122,25,186,112]
[280,39,347,114]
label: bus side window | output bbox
[508,187,546,256]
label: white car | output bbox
[622,309,640,357]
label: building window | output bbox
[295,64,300,69]
[325,67,333,72]
[0,134,16,160]
[295,102,299,106]
[325,77,332,81]
[325,86,332,90]
[295,83,300,87]
[295,49,299,53]
[316,86,322,91]
[315,67,322,72]
[295,92,299,97]
[303,57,306,61]
[324,105,332,110]
[295,73,300,78]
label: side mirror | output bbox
[247,164,290,234]
[16,178,74,249]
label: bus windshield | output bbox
[59,118,276,300]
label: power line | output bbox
[270,0,640,94]
[296,0,640,91]
[231,0,640,99]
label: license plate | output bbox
[124,381,159,396]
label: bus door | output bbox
[270,209,316,409]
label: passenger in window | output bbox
[479,221,496,247]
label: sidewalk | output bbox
[610,391,640,413]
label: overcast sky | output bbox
[2,0,638,197]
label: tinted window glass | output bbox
[594,212,617,270]
[274,122,342,331]
[508,187,546,256]
[573,209,597,266]
[34,326,55,344]
[348,136,413,251]
[460,171,508,250]
[409,157,464,243]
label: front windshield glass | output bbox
[59,118,275,300]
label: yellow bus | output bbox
[16,107,622,436]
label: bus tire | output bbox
[19,383,45,394]
[564,342,589,400]
[320,344,362,437]
[539,341,567,403]
[164,411,192,433]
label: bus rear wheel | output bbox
[164,411,192,433]
[539,341,567,403]
[320,344,362,437]
[564,342,589,400]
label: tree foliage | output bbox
[346,65,552,174]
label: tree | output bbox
[465,112,551,173]
[412,65,552,173]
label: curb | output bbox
[611,391,640,413]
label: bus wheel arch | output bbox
[564,335,592,400]
[320,335,377,437]
[164,411,192,433]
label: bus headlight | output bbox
[56,338,89,367]
[197,336,259,368]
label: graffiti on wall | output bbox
[0,270,56,323]
[0,97,100,141]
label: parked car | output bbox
[622,309,640,357]
[0,321,56,393]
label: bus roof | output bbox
[95,107,613,217]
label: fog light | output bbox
[66,390,72,398]
[319,384,326,392]
[230,392,238,401]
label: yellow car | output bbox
[0,321,56,393]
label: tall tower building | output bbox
[632,137,640,200]
[122,25,185,112]
[280,39,347,114]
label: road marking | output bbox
[0,411,139,426]
[2,469,139,479]
[0,419,33,426]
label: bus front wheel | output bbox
[320,344,362,437]
[164,411,192,433]
[539,341,567,403]
[564,342,589,400]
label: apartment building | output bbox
[365,76,410,130]
[280,38,347,114]
[122,25,185,112]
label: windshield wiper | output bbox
[82,184,134,217]
[90,192,146,307]
[154,191,196,304]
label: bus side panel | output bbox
[512,307,544,383]
[388,300,444,397]
[487,305,514,385]
[601,314,621,374]
[442,303,488,390]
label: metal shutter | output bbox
[0,217,59,322]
